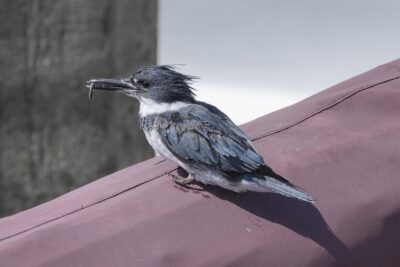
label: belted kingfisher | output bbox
[87,65,313,202]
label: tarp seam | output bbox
[0,166,177,242]
[252,76,400,140]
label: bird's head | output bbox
[87,65,197,104]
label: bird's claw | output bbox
[168,173,194,185]
[169,172,205,191]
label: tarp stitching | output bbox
[251,76,400,140]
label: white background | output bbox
[159,0,400,124]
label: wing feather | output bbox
[156,104,266,178]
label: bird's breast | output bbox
[144,129,176,161]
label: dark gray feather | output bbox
[155,104,271,180]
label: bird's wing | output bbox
[156,104,268,178]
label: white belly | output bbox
[144,130,175,160]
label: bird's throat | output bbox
[138,99,191,117]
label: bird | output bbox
[86,65,314,203]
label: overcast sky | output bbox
[159,0,400,123]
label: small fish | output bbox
[88,82,94,99]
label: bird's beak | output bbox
[86,78,137,99]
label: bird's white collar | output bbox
[139,99,191,116]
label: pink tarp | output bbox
[1,59,400,266]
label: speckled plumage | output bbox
[88,65,314,202]
[138,102,313,200]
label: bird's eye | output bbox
[137,79,149,88]
[131,77,149,89]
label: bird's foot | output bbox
[168,168,205,191]
[170,173,205,191]
[168,172,195,185]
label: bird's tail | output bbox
[244,175,314,203]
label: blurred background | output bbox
[0,0,156,217]
[0,0,399,216]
